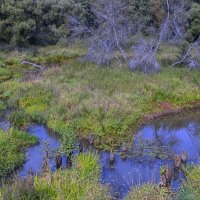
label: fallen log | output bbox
[21,61,44,71]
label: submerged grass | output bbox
[0,128,38,178]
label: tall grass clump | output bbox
[0,61,12,81]
[125,184,170,200]
[176,166,200,200]
[1,153,110,200]
[0,100,5,111]
[0,129,38,178]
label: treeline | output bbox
[0,0,200,46]
[0,0,94,45]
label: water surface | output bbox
[0,110,10,131]
[100,111,200,198]
[1,110,200,199]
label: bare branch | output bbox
[21,61,44,71]
[170,36,200,68]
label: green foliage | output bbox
[17,84,52,122]
[0,61,12,81]
[2,45,200,149]
[9,110,30,128]
[189,3,200,41]
[127,0,151,33]
[0,128,38,178]
[0,100,5,111]
[60,125,77,156]
[0,0,94,46]
[1,153,110,200]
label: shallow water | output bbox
[0,111,10,131]
[1,110,200,199]
[19,124,64,176]
[100,111,200,199]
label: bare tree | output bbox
[171,36,200,68]
[128,0,193,73]
[128,0,171,73]
[70,0,130,65]
[71,0,197,73]
[129,39,161,74]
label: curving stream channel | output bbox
[1,110,200,199]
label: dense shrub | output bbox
[189,3,200,41]
[0,0,94,46]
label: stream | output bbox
[1,110,200,199]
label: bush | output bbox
[0,0,95,46]
[189,3,200,41]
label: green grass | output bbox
[125,184,170,200]
[176,166,200,200]
[0,153,110,200]
[1,45,200,199]
[0,100,5,111]
[0,67,12,81]
[1,45,200,149]
[0,128,38,178]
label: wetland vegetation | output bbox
[1,0,200,199]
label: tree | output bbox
[126,0,151,34]
[71,0,130,65]
[189,2,200,41]
[0,0,95,46]
[150,0,166,28]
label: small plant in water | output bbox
[41,141,53,173]
[160,166,166,176]
[60,125,76,167]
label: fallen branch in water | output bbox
[21,61,44,71]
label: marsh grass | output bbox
[0,153,110,200]
[0,67,12,81]
[1,45,200,149]
[0,128,38,178]
[125,184,170,200]
[1,45,200,199]
[176,166,200,200]
[0,100,5,111]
